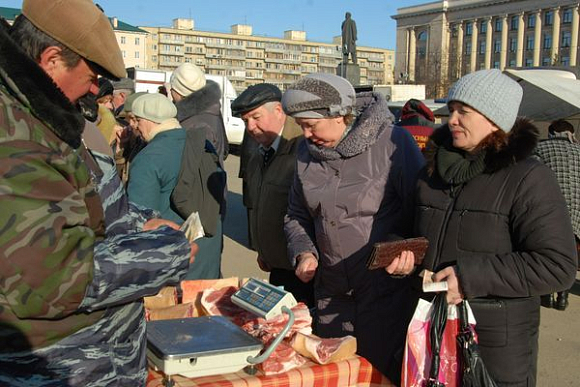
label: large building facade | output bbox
[393,0,579,97]
[141,19,394,93]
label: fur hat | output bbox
[22,0,125,80]
[132,94,177,124]
[282,73,356,118]
[447,69,523,132]
[111,77,135,92]
[97,78,113,100]
[170,63,206,97]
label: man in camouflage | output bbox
[0,1,194,386]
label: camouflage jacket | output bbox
[0,21,191,386]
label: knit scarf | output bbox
[436,142,486,185]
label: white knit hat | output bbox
[447,69,523,132]
[170,63,206,97]
[132,93,177,123]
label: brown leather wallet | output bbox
[366,237,429,270]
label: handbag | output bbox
[401,293,461,387]
[456,301,498,387]
[402,294,497,387]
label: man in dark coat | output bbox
[535,119,580,310]
[170,63,229,161]
[232,84,313,306]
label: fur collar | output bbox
[307,92,394,160]
[425,118,539,175]
[175,80,221,122]
[0,19,85,148]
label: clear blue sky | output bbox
[1,0,428,49]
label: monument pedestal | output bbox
[337,63,360,86]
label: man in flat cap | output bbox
[0,1,194,385]
[232,84,314,307]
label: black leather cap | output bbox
[231,83,282,117]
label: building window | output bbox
[494,39,501,53]
[479,40,486,54]
[510,15,519,30]
[525,58,533,67]
[543,34,552,49]
[134,51,139,59]
[527,14,535,28]
[152,55,157,62]
[494,61,500,69]
[545,11,553,26]
[135,37,140,45]
[122,50,126,58]
[465,41,472,55]
[562,31,572,47]
[563,8,573,24]
[526,35,534,50]
[495,18,502,32]
[480,20,487,34]
[466,22,473,36]
[120,36,126,44]
[542,56,551,66]
[561,56,570,66]
[509,38,517,52]
[509,59,516,67]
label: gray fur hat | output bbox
[282,73,356,118]
[447,69,523,132]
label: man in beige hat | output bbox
[0,1,195,385]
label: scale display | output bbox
[231,278,297,320]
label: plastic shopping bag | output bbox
[401,294,476,387]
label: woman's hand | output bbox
[385,250,416,276]
[295,253,318,283]
[433,266,464,305]
[143,218,180,231]
[189,242,198,264]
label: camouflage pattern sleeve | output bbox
[80,226,190,311]
[0,140,97,320]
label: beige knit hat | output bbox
[170,63,206,97]
[132,94,177,124]
[22,0,126,80]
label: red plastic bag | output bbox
[401,294,476,387]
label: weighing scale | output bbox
[147,278,298,386]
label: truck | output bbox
[126,67,245,145]
[372,84,426,102]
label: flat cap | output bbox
[111,77,135,91]
[22,0,126,80]
[282,73,355,118]
[231,83,282,117]
[132,94,177,124]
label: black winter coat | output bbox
[414,119,577,386]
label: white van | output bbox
[126,68,245,145]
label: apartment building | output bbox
[111,17,148,69]
[393,0,579,96]
[141,19,395,93]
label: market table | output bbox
[147,355,394,387]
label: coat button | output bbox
[330,221,336,226]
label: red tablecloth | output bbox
[147,355,394,387]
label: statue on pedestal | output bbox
[341,12,357,64]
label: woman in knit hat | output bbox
[396,69,577,385]
[282,73,425,383]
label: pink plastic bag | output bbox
[401,297,476,387]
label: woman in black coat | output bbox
[390,69,577,386]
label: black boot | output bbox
[555,291,569,311]
[540,294,554,308]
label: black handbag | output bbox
[426,293,447,387]
[456,301,498,387]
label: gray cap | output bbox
[282,73,356,118]
[111,77,135,92]
[447,69,523,132]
